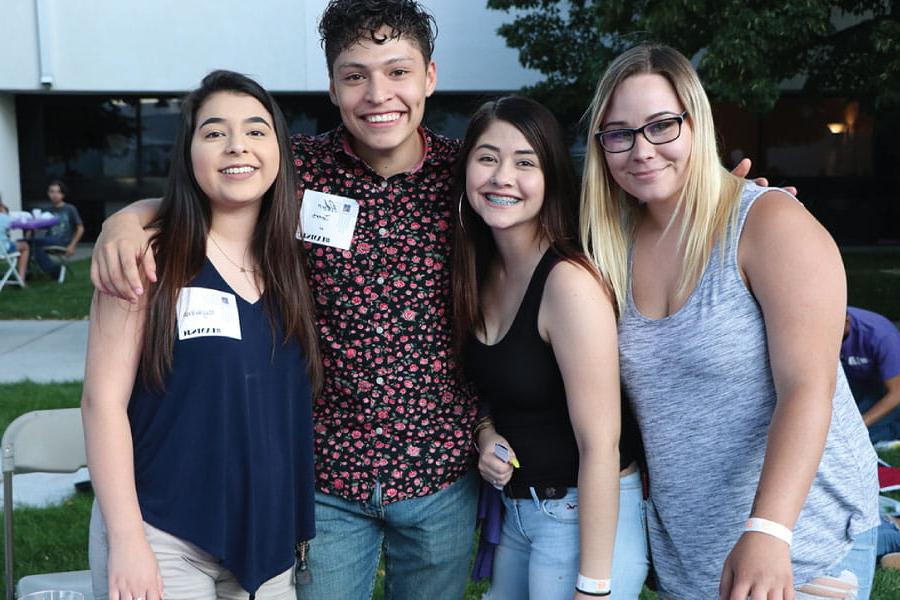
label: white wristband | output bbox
[575,574,611,595]
[744,517,793,546]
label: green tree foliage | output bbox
[487,0,900,119]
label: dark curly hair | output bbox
[318,0,437,76]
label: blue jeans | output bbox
[29,235,69,277]
[820,524,878,600]
[295,470,478,600]
[487,470,649,600]
[852,383,900,443]
[877,514,900,559]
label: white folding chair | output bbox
[0,245,24,292]
[2,409,94,600]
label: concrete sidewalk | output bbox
[1,319,90,507]
[0,320,89,383]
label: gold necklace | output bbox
[208,232,258,273]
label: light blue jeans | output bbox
[823,524,878,600]
[877,514,900,559]
[295,470,479,600]
[487,470,649,600]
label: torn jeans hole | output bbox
[795,570,858,599]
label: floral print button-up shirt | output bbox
[291,127,477,504]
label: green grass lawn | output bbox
[0,258,94,319]
[0,258,93,320]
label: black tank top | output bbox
[465,248,638,491]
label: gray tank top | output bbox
[618,182,879,599]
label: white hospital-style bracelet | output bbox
[744,517,793,546]
[575,574,611,596]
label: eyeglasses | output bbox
[595,111,688,153]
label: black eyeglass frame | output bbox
[595,111,689,154]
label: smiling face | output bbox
[190,91,280,209]
[328,26,436,171]
[601,73,692,208]
[465,119,545,237]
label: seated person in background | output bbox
[841,306,900,442]
[30,179,84,278]
[877,513,900,570]
[0,200,30,283]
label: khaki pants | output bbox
[89,501,294,600]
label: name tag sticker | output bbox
[176,287,242,341]
[298,190,359,250]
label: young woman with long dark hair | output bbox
[453,96,648,599]
[82,70,321,600]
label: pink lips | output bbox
[630,166,667,181]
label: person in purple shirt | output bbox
[841,306,900,442]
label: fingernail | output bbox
[134,287,143,295]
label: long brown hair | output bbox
[141,70,322,392]
[451,96,597,355]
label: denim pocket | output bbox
[540,490,579,523]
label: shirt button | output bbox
[380,181,388,190]
[376,276,385,285]
[378,227,388,237]
[376,326,384,334]
[375,427,384,435]
[376,376,385,385]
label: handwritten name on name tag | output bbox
[176,287,242,341]
[298,190,360,250]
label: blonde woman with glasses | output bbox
[580,43,879,600]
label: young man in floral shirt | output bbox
[92,2,479,598]
[290,2,479,598]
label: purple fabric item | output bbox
[10,216,60,231]
[841,307,900,386]
[471,481,503,580]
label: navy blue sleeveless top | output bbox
[464,249,638,490]
[128,259,315,594]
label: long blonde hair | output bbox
[580,44,744,315]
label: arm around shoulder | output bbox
[92,198,163,300]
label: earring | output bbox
[458,192,466,232]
